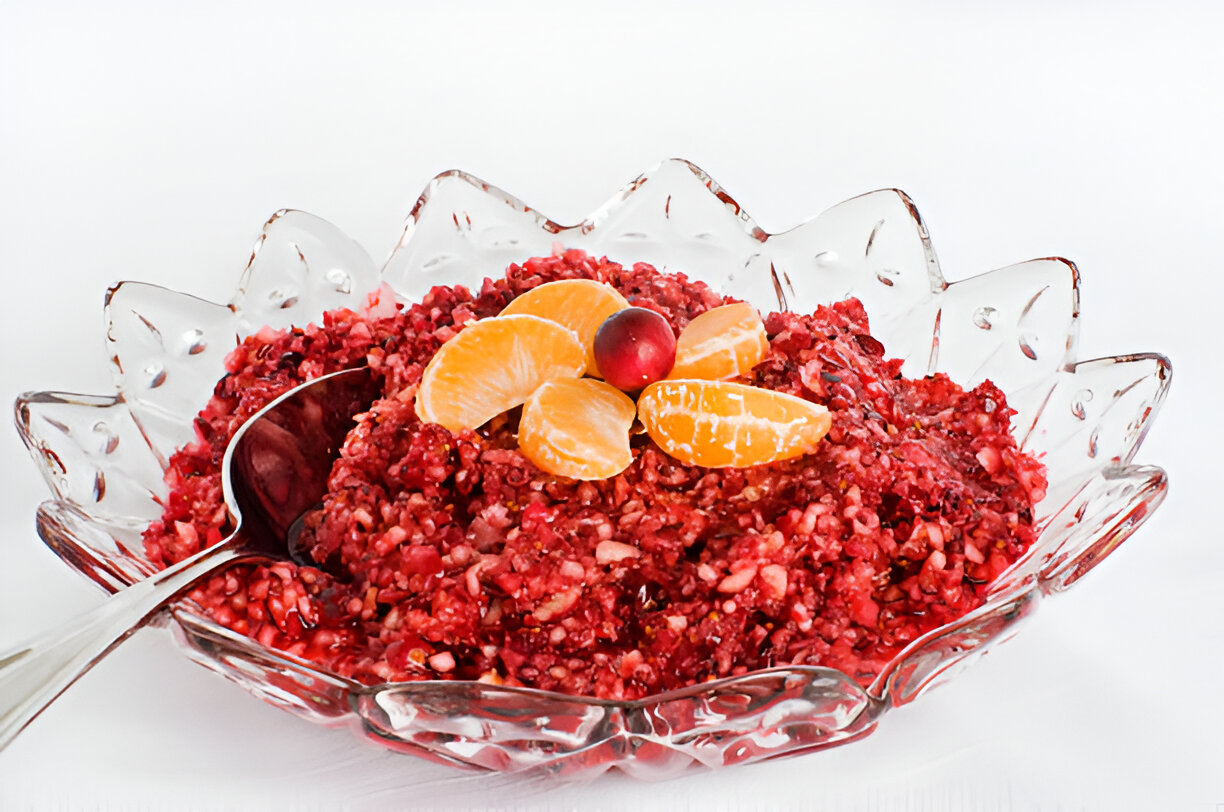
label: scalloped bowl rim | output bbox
[14,157,1172,753]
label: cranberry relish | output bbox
[143,250,1046,700]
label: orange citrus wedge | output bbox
[499,279,630,376]
[518,377,637,480]
[668,301,769,381]
[415,314,586,432]
[637,379,831,468]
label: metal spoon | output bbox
[0,366,380,750]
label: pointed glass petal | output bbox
[105,282,238,464]
[575,159,772,306]
[872,589,1038,705]
[1036,464,1168,592]
[992,463,1169,597]
[232,209,377,336]
[382,171,557,301]
[936,257,1081,430]
[1025,353,1171,513]
[36,500,156,591]
[15,391,166,521]
[769,189,945,374]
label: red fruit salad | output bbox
[142,250,1046,700]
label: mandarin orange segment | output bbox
[518,377,637,479]
[668,301,769,381]
[637,379,831,468]
[498,279,630,375]
[415,314,586,432]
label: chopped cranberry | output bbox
[144,249,1044,700]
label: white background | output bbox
[1,1,1221,809]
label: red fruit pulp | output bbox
[593,307,677,391]
[142,249,1046,701]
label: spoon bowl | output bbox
[0,366,379,750]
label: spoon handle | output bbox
[0,540,243,750]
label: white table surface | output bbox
[1,2,1220,809]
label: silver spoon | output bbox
[0,366,380,750]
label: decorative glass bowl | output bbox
[15,159,1170,780]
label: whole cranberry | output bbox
[593,307,677,391]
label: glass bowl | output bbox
[14,159,1170,781]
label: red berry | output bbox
[593,307,677,391]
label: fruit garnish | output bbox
[498,279,630,375]
[593,307,677,391]
[669,301,769,381]
[518,377,637,480]
[636,379,832,467]
[415,314,586,432]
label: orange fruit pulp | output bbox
[637,379,831,468]
[415,314,586,432]
[669,301,769,381]
[518,377,637,480]
[498,279,629,376]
